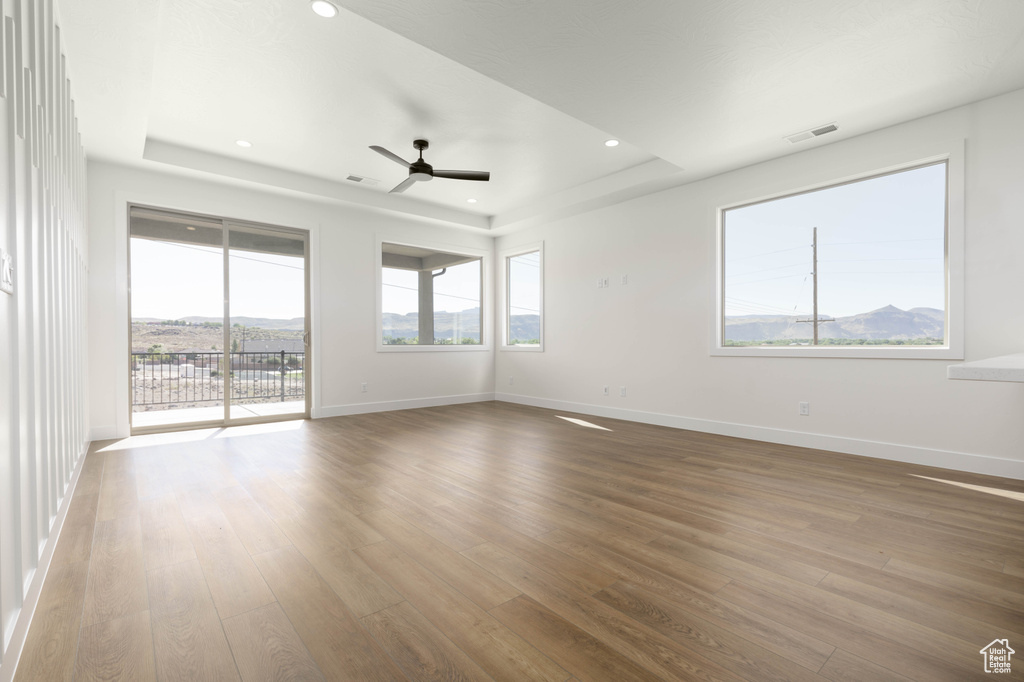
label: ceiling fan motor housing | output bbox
[370,138,489,193]
[410,140,432,181]
[409,165,433,181]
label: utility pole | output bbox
[796,227,834,344]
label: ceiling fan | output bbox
[370,139,490,194]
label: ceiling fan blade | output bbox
[433,170,490,181]
[370,145,412,168]
[389,176,418,194]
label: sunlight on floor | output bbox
[212,420,306,439]
[910,474,1024,502]
[98,419,305,451]
[132,401,305,429]
[98,428,222,451]
[556,415,612,431]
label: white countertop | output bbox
[947,353,1024,382]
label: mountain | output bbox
[509,314,541,341]
[137,306,934,346]
[725,305,944,342]
[380,309,543,343]
[383,308,482,342]
[130,322,302,353]
[133,316,305,330]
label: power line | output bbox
[382,282,480,305]
[820,237,943,246]
[726,244,807,262]
[727,273,806,285]
[725,298,809,315]
[231,252,304,270]
[726,260,809,279]
[825,271,943,276]
[792,274,810,312]
[727,306,810,317]
[144,240,305,270]
[725,297,809,316]
[819,257,942,263]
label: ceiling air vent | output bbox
[345,174,379,186]
[785,122,839,144]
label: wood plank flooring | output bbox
[14,401,1024,681]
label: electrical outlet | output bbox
[799,401,810,416]
[361,382,368,393]
[602,385,609,396]
[597,277,604,289]
[602,276,610,288]
[508,376,514,385]
[619,386,627,397]
[621,274,628,285]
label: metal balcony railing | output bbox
[131,351,305,410]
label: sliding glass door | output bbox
[129,206,309,432]
[226,224,308,421]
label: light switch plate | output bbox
[0,248,13,295]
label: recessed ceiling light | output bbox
[466,198,478,204]
[235,139,252,148]
[604,139,620,147]
[185,226,196,231]
[310,0,338,18]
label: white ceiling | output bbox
[56,0,1024,232]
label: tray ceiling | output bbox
[56,0,1024,231]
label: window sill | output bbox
[500,344,543,352]
[712,345,962,360]
[377,344,490,353]
[947,353,1024,382]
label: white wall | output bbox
[496,87,1024,479]
[87,162,496,439]
[0,0,89,676]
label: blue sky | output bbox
[724,162,946,318]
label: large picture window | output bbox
[380,242,483,348]
[719,160,953,356]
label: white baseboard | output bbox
[0,440,89,682]
[89,426,120,441]
[495,393,1024,480]
[317,392,496,419]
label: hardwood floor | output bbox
[14,401,1024,681]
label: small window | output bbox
[504,247,543,349]
[380,242,483,347]
[719,161,951,355]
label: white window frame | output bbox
[712,140,964,359]
[376,237,491,352]
[500,242,544,352]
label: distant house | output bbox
[242,339,304,353]
[177,364,211,379]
